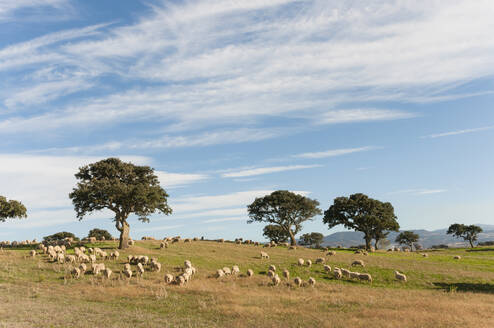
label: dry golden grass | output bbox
[1,241,494,327]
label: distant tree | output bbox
[395,231,419,251]
[447,223,483,248]
[376,237,391,250]
[88,228,113,241]
[247,190,322,246]
[300,232,324,248]
[263,225,290,243]
[373,230,391,250]
[69,158,172,249]
[43,231,79,242]
[0,196,27,222]
[323,193,399,250]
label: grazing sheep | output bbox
[124,263,131,271]
[395,271,407,282]
[176,275,186,286]
[56,253,65,264]
[164,273,174,284]
[150,261,161,272]
[268,264,276,272]
[306,259,312,267]
[260,251,270,259]
[454,255,461,260]
[315,257,325,264]
[323,265,332,273]
[92,263,105,275]
[351,260,365,267]
[103,268,112,279]
[333,268,342,280]
[29,250,36,257]
[110,251,119,260]
[358,273,372,283]
[216,269,225,278]
[282,269,289,280]
[66,255,76,264]
[89,255,97,263]
[247,269,254,277]
[232,265,240,275]
[272,274,281,286]
[71,267,81,279]
[184,260,192,269]
[127,255,133,263]
[289,246,296,250]
[308,277,316,286]
[222,267,232,275]
[128,240,135,246]
[184,238,192,243]
[267,270,275,278]
[297,258,304,266]
[218,239,225,243]
[350,271,360,279]
[422,253,429,258]
[123,269,132,279]
[137,263,145,277]
[79,263,87,274]
[294,277,302,287]
[160,242,167,249]
[341,268,350,278]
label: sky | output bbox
[1,0,493,242]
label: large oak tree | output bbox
[323,193,399,250]
[447,223,483,248]
[247,190,322,246]
[395,231,419,251]
[69,158,172,249]
[0,196,27,222]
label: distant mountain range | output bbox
[319,224,494,248]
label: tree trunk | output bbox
[118,221,130,250]
[469,239,474,248]
[374,238,380,250]
[364,234,372,251]
[288,229,297,246]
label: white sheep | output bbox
[272,274,281,286]
[282,269,289,280]
[293,277,302,287]
[137,263,145,277]
[110,251,120,260]
[184,260,192,268]
[176,275,186,286]
[222,267,232,275]
[306,259,312,267]
[267,270,275,278]
[358,273,372,283]
[56,253,65,264]
[333,268,342,279]
[216,269,225,278]
[421,253,428,257]
[123,269,132,279]
[66,255,76,264]
[341,268,350,278]
[232,265,240,275]
[351,260,365,267]
[246,269,254,277]
[297,258,304,266]
[453,255,461,260]
[308,277,316,286]
[124,263,131,271]
[326,251,336,256]
[315,257,325,264]
[164,273,174,284]
[151,261,161,272]
[89,255,97,263]
[79,263,87,274]
[350,271,360,279]
[323,265,332,273]
[395,271,407,282]
[71,267,81,279]
[29,250,36,257]
[260,251,270,259]
[103,268,112,279]
[268,264,276,272]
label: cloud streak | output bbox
[221,165,322,178]
[293,146,378,159]
[421,126,494,139]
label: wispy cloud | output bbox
[0,0,68,21]
[293,146,378,159]
[421,126,494,139]
[389,189,447,196]
[203,217,245,224]
[316,109,417,125]
[221,164,322,178]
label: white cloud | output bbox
[203,217,245,223]
[0,0,68,21]
[388,188,447,196]
[316,109,416,125]
[221,164,322,178]
[155,171,208,189]
[293,146,377,159]
[421,126,494,138]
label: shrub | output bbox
[431,244,449,249]
[87,228,113,241]
[478,241,494,246]
[43,231,79,242]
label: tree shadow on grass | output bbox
[466,248,494,252]
[433,282,494,294]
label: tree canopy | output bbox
[69,158,172,249]
[300,232,324,248]
[447,223,483,248]
[43,231,79,242]
[0,196,27,222]
[247,190,322,246]
[88,228,113,241]
[323,193,399,250]
[262,224,290,243]
[395,231,419,251]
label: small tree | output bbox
[0,195,27,222]
[88,228,113,241]
[247,190,322,246]
[323,193,399,250]
[43,231,79,242]
[447,223,483,248]
[376,237,391,250]
[300,232,324,248]
[395,231,419,251]
[263,225,290,243]
[69,158,172,249]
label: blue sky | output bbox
[1,0,493,242]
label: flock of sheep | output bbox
[4,236,468,289]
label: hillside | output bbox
[321,224,494,248]
[1,240,494,327]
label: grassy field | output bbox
[1,240,494,328]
